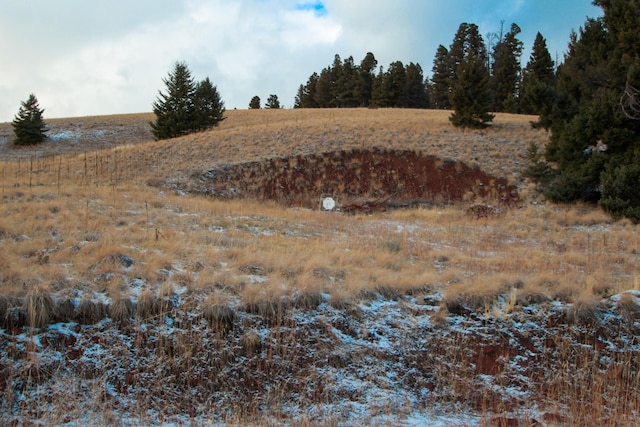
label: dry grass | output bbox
[1,109,639,425]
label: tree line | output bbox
[294,53,429,109]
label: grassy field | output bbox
[1,109,639,425]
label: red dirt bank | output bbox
[187,148,520,209]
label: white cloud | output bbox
[0,0,602,121]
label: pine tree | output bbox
[521,32,556,126]
[405,62,429,108]
[12,93,48,145]
[265,94,281,109]
[491,23,524,112]
[355,52,377,107]
[249,96,261,109]
[448,23,494,128]
[449,53,494,128]
[295,73,319,108]
[150,61,196,140]
[314,68,333,108]
[540,0,640,222]
[384,61,408,107]
[192,77,226,131]
[370,66,387,107]
[431,45,451,109]
[150,62,225,139]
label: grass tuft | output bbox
[202,304,237,333]
[76,299,109,325]
[110,297,135,327]
[23,285,56,328]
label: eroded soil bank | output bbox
[187,148,520,209]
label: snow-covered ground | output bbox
[2,284,639,425]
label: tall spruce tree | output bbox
[540,0,640,222]
[150,62,225,140]
[405,62,429,108]
[314,68,333,108]
[521,32,556,126]
[355,52,377,107]
[431,45,452,109]
[384,61,408,107]
[491,23,524,112]
[12,93,48,145]
[449,23,494,128]
[150,61,196,140]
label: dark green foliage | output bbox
[521,33,557,128]
[600,158,640,222]
[355,52,378,107]
[448,23,494,128]
[449,54,495,128]
[150,61,225,140]
[249,96,261,109]
[405,63,430,108]
[192,77,226,132]
[431,45,452,109]
[296,52,428,109]
[265,94,281,109]
[150,61,195,140]
[294,73,319,108]
[249,95,260,110]
[523,141,553,183]
[12,94,48,145]
[491,23,524,112]
[540,0,640,221]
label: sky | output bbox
[0,0,602,122]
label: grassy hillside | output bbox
[1,109,639,425]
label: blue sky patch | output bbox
[296,1,327,17]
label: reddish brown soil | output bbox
[187,148,520,209]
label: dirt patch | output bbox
[186,148,519,209]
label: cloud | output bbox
[0,0,602,121]
[0,0,344,119]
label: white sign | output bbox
[322,197,336,211]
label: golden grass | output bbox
[1,109,639,424]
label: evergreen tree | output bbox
[405,62,429,108]
[431,45,451,109]
[249,96,261,109]
[314,68,333,108]
[355,52,377,107]
[295,73,319,108]
[150,61,197,140]
[539,0,640,221]
[192,77,226,132]
[449,23,494,128]
[336,56,358,107]
[384,61,408,107]
[150,62,225,140]
[521,32,556,125]
[371,66,387,107]
[447,23,470,83]
[265,94,281,109]
[491,23,524,112]
[12,93,48,145]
